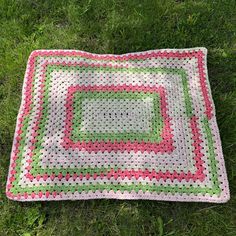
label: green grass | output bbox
[0,0,236,235]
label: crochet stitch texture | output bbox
[6,48,230,202]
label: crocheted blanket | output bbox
[6,48,230,202]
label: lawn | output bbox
[0,0,236,235]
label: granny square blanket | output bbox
[6,48,230,202]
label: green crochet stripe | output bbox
[71,91,163,143]
[11,182,219,196]
[202,118,220,188]
[10,59,220,195]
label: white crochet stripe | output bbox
[80,97,154,133]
